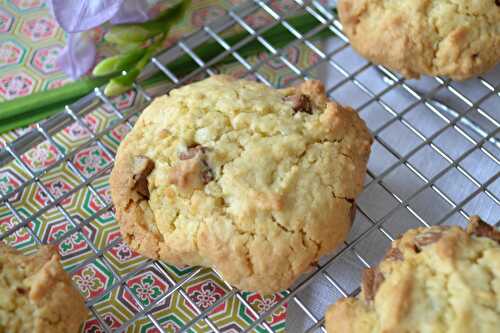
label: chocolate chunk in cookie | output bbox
[414,230,442,250]
[362,267,385,302]
[131,155,155,199]
[468,216,500,244]
[384,247,404,261]
[287,94,313,114]
[167,145,214,190]
[179,145,206,160]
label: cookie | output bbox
[110,75,372,293]
[0,244,87,333]
[338,0,500,80]
[325,216,500,333]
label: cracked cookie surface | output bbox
[325,216,500,333]
[338,0,500,80]
[110,75,372,293]
[0,245,87,333]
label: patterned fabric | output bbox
[0,0,321,331]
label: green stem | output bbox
[104,34,166,95]
[102,0,191,94]
[0,76,108,121]
[0,99,71,133]
[164,13,331,77]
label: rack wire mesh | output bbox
[0,0,499,332]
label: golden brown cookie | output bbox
[338,0,500,80]
[110,75,372,293]
[0,244,87,333]
[325,216,500,333]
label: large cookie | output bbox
[338,0,500,80]
[110,75,372,293]
[325,216,500,332]
[0,245,87,333]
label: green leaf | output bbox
[0,76,108,121]
[164,12,333,77]
[0,99,68,133]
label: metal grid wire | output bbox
[0,0,499,332]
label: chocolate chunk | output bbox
[362,268,376,301]
[200,154,214,184]
[349,201,356,225]
[468,216,500,244]
[287,94,313,114]
[16,287,27,294]
[362,267,385,302]
[201,169,214,184]
[414,230,442,250]
[384,247,404,261]
[179,145,205,160]
[132,155,155,199]
[176,145,214,186]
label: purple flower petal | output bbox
[48,0,124,32]
[57,32,96,79]
[110,0,155,24]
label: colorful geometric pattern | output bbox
[0,40,27,68]
[0,0,324,331]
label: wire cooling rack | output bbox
[0,0,499,332]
